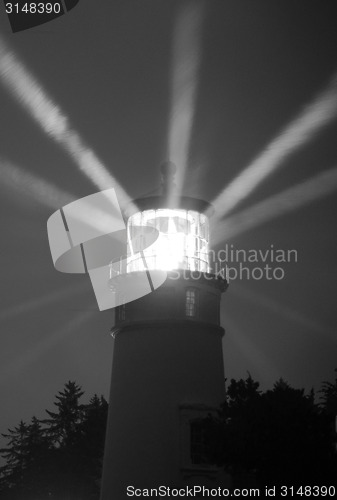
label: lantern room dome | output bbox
[126,162,214,217]
[129,195,214,217]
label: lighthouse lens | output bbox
[126,209,209,272]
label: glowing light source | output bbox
[211,72,337,221]
[212,167,337,244]
[0,37,136,214]
[127,208,209,272]
[167,2,204,203]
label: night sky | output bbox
[0,0,337,443]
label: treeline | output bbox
[205,372,337,487]
[0,373,336,498]
[0,381,108,499]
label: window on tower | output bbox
[179,404,219,476]
[190,418,211,465]
[185,288,198,317]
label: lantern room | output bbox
[125,162,213,274]
[127,207,210,273]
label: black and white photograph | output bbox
[0,1,336,498]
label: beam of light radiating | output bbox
[167,2,204,204]
[230,284,337,344]
[0,283,89,322]
[212,167,337,244]
[0,311,94,380]
[224,313,280,384]
[0,37,136,215]
[0,158,74,209]
[0,158,125,236]
[211,72,337,220]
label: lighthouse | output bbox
[100,163,228,499]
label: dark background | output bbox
[0,0,336,447]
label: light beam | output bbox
[0,158,126,240]
[224,313,280,383]
[230,284,336,344]
[0,311,94,379]
[212,167,337,244]
[0,37,136,214]
[167,2,204,203]
[0,283,89,322]
[211,72,337,220]
[0,157,74,209]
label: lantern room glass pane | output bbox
[127,208,210,272]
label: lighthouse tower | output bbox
[100,163,228,499]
